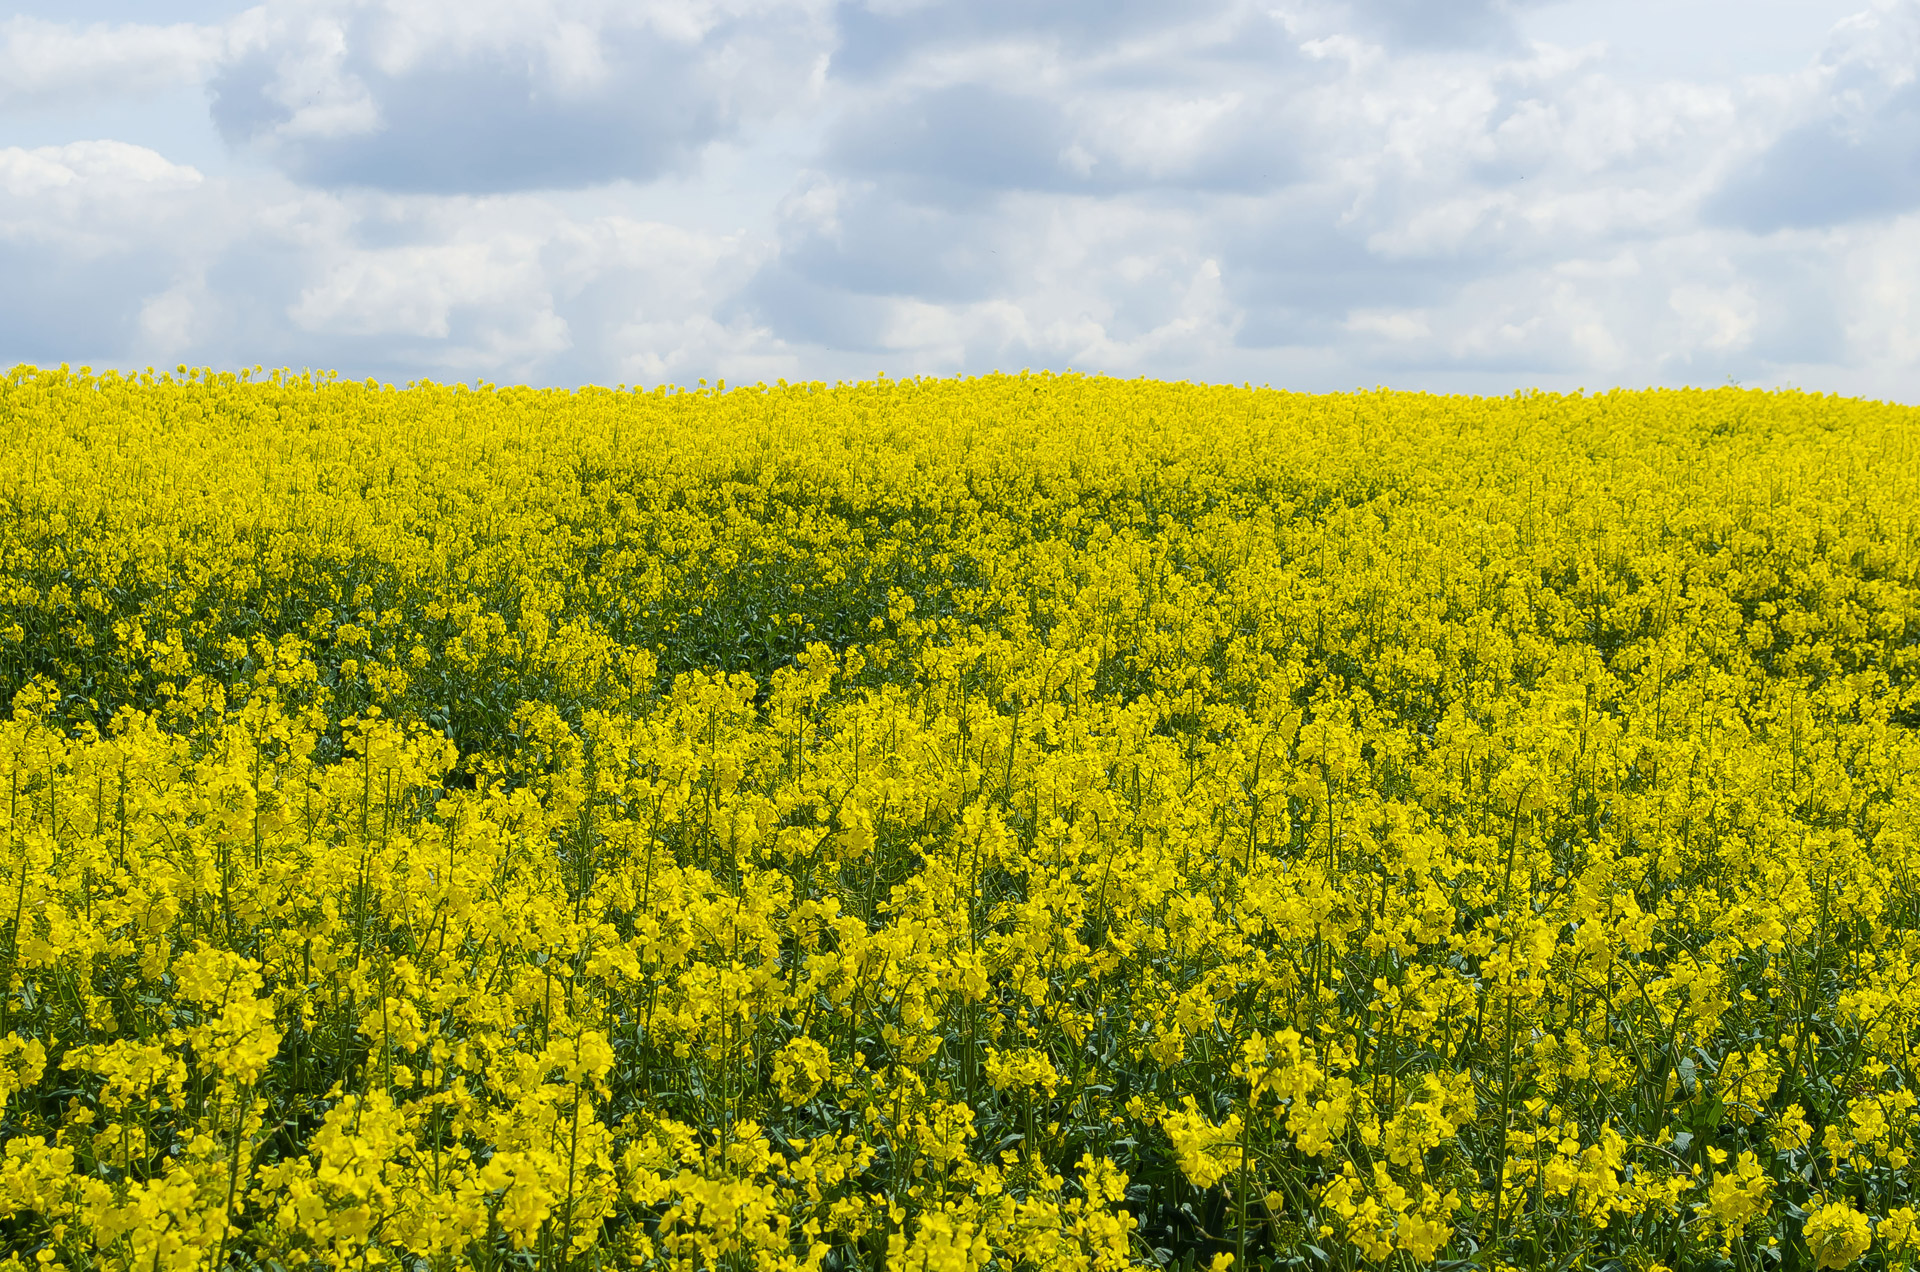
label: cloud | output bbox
[826,0,1224,82]
[0,16,224,109]
[752,176,1023,305]
[0,142,210,366]
[0,141,205,246]
[208,0,835,193]
[6,0,1920,399]
[290,240,555,340]
[1324,0,1544,49]
[0,140,790,384]
[1706,91,1920,232]
[830,85,1075,199]
[1707,0,1920,230]
[1716,109,1920,231]
[732,8,1782,381]
[730,178,1250,374]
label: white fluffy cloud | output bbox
[0,0,1915,396]
[0,16,225,109]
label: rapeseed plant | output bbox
[0,365,1915,1269]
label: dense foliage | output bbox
[1,365,1918,1272]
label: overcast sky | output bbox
[3,0,1916,396]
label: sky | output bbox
[2,0,1917,397]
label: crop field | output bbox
[0,366,1917,1272]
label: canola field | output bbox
[1,365,1918,1272]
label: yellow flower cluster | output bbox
[0,364,1917,1270]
